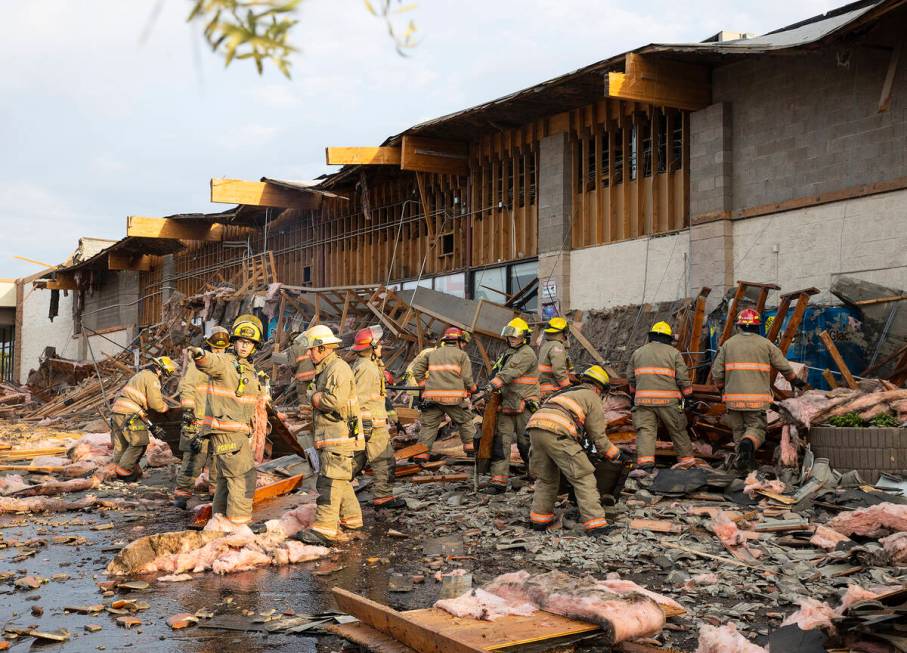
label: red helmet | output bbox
[351,325,383,351]
[383,370,395,385]
[441,327,465,342]
[736,309,761,326]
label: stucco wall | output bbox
[732,188,907,303]
[18,286,76,383]
[570,231,690,310]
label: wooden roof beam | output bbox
[607,53,711,111]
[210,178,321,209]
[126,216,225,241]
[108,253,153,272]
[325,147,402,165]
[401,135,469,176]
[46,271,77,290]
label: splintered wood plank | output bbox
[210,178,320,209]
[629,519,683,534]
[332,588,483,653]
[402,607,600,652]
[394,442,429,461]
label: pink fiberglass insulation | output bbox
[10,475,101,498]
[264,502,317,538]
[827,502,907,537]
[0,474,32,495]
[711,510,745,547]
[742,472,786,498]
[68,433,113,461]
[881,531,907,564]
[810,524,853,550]
[146,436,179,467]
[122,503,329,577]
[158,573,193,582]
[598,577,684,612]
[682,573,719,590]
[836,585,880,614]
[482,570,665,644]
[434,588,538,621]
[30,455,72,467]
[250,396,268,464]
[779,425,798,466]
[0,494,97,513]
[776,389,856,429]
[781,597,837,631]
[696,623,766,653]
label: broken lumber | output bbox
[819,330,859,389]
[192,473,306,526]
[410,474,468,484]
[629,519,683,534]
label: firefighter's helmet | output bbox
[544,317,568,334]
[205,326,230,349]
[736,309,761,326]
[501,317,530,340]
[581,365,610,389]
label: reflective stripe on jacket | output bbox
[311,351,364,453]
[712,332,795,410]
[352,354,387,425]
[194,351,265,436]
[526,384,619,459]
[538,334,572,397]
[112,369,165,416]
[490,344,539,413]
[411,343,475,405]
[627,341,692,407]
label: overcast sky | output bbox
[0,0,834,277]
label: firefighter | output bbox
[481,317,539,493]
[289,331,316,408]
[351,326,405,509]
[525,365,623,536]
[173,327,229,508]
[110,356,176,481]
[189,314,268,526]
[411,327,476,459]
[296,325,365,545]
[711,309,805,472]
[403,336,438,408]
[538,316,573,398]
[627,321,697,474]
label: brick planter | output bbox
[807,427,907,484]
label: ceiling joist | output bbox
[210,178,321,209]
[401,136,470,176]
[325,147,402,165]
[46,271,77,291]
[108,253,153,272]
[607,53,711,111]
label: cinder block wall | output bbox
[713,31,907,210]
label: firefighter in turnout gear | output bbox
[411,327,476,459]
[627,321,696,473]
[526,365,622,536]
[110,356,176,481]
[351,326,405,509]
[173,327,229,509]
[190,314,267,526]
[538,316,573,398]
[482,317,539,493]
[711,309,805,473]
[289,331,316,407]
[403,336,437,408]
[296,325,366,546]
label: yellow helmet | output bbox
[231,313,263,345]
[152,356,177,376]
[650,321,673,337]
[501,317,530,340]
[544,317,568,334]
[581,365,610,388]
[205,326,230,349]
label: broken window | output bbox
[302,265,312,286]
[439,232,454,257]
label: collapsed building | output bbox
[1,1,906,651]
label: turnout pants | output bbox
[418,403,476,449]
[726,410,768,449]
[633,404,694,465]
[175,429,219,496]
[366,426,396,502]
[110,414,148,476]
[311,448,363,540]
[211,432,256,525]
[528,428,606,530]
[489,411,530,487]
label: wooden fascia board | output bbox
[210,178,321,209]
[607,53,711,111]
[325,147,402,165]
[46,271,77,290]
[108,253,153,272]
[126,216,225,241]
[401,135,469,176]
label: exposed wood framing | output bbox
[46,272,77,291]
[401,136,469,176]
[608,53,711,111]
[108,253,153,272]
[210,178,321,209]
[819,330,859,390]
[325,147,402,165]
[126,216,225,241]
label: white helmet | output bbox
[305,324,342,348]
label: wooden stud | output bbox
[108,253,154,272]
[819,330,858,390]
[46,271,77,290]
[822,368,838,389]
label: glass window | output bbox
[434,273,465,298]
[401,280,418,291]
[510,261,538,311]
[417,278,432,289]
[472,267,507,303]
